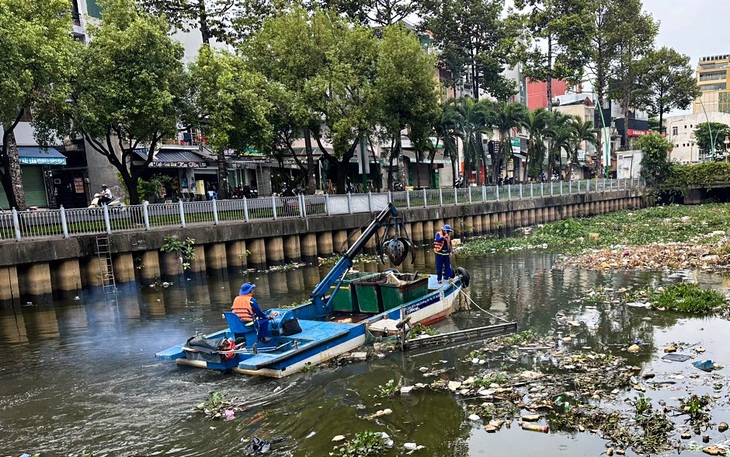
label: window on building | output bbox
[86,0,102,18]
[672,126,678,135]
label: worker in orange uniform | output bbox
[434,224,453,284]
[231,283,271,343]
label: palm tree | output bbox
[451,97,490,186]
[568,117,599,179]
[488,101,527,183]
[544,111,575,180]
[433,100,460,186]
[522,107,550,180]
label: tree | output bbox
[636,47,700,134]
[189,48,273,199]
[317,0,421,26]
[450,98,490,185]
[488,101,527,181]
[693,122,730,159]
[434,100,461,186]
[0,0,78,210]
[515,0,595,111]
[606,0,657,149]
[568,116,598,175]
[137,0,245,44]
[522,107,550,179]
[422,0,522,101]
[70,0,187,205]
[636,132,673,186]
[544,111,575,178]
[375,25,439,189]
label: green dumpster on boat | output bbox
[352,274,386,313]
[329,271,379,312]
[380,274,429,310]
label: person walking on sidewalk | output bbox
[434,224,453,284]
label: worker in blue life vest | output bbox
[434,224,454,284]
[231,282,271,343]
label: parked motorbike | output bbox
[243,185,258,198]
[88,193,125,208]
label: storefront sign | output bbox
[74,177,85,194]
[627,129,648,137]
[19,157,66,165]
[149,161,207,168]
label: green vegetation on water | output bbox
[458,203,730,257]
[649,283,726,314]
[333,430,389,457]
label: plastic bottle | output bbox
[521,423,549,433]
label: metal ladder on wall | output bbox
[95,236,117,294]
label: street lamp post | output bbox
[724,136,729,162]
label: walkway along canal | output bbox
[0,179,643,301]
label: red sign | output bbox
[627,129,648,137]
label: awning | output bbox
[18,147,66,165]
[400,150,451,164]
[135,148,208,168]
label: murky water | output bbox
[2,249,730,457]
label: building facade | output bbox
[693,54,730,115]
[664,112,730,163]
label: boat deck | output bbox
[237,319,360,370]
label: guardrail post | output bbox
[12,208,21,241]
[179,200,186,227]
[530,183,534,199]
[507,185,511,200]
[325,194,331,215]
[578,180,581,193]
[482,186,487,202]
[368,192,373,212]
[300,193,307,217]
[439,188,443,206]
[387,190,392,204]
[550,182,553,196]
[496,186,500,201]
[347,192,352,214]
[243,197,249,222]
[272,196,278,220]
[468,187,473,204]
[519,184,523,200]
[560,181,563,195]
[142,202,150,230]
[569,181,572,194]
[60,206,69,238]
[422,188,427,207]
[406,190,410,208]
[212,198,219,225]
[587,179,591,193]
[540,182,544,197]
[103,204,112,234]
[454,188,458,205]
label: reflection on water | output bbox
[0,249,728,456]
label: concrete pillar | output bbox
[80,257,105,288]
[266,237,285,266]
[317,232,334,257]
[513,211,521,229]
[482,214,491,234]
[472,214,482,236]
[138,250,161,283]
[404,224,412,241]
[498,212,507,233]
[17,263,52,296]
[227,240,247,271]
[505,211,514,230]
[333,230,348,254]
[283,235,302,263]
[547,207,555,222]
[160,251,184,278]
[423,221,435,241]
[528,209,535,225]
[0,266,20,301]
[112,253,135,283]
[185,245,205,274]
[300,233,317,262]
[490,213,500,233]
[49,259,82,292]
[411,222,424,244]
[463,216,474,238]
[205,243,228,271]
[248,238,266,269]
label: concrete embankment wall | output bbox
[0,190,643,302]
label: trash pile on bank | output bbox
[557,239,730,272]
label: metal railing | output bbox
[0,178,642,241]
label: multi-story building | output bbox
[664,112,730,163]
[693,54,730,115]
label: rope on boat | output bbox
[449,279,510,324]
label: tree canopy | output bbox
[0,0,78,210]
[70,0,187,204]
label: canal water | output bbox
[2,249,730,457]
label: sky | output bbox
[643,0,729,68]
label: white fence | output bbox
[0,178,641,241]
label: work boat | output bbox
[156,203,471,378]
